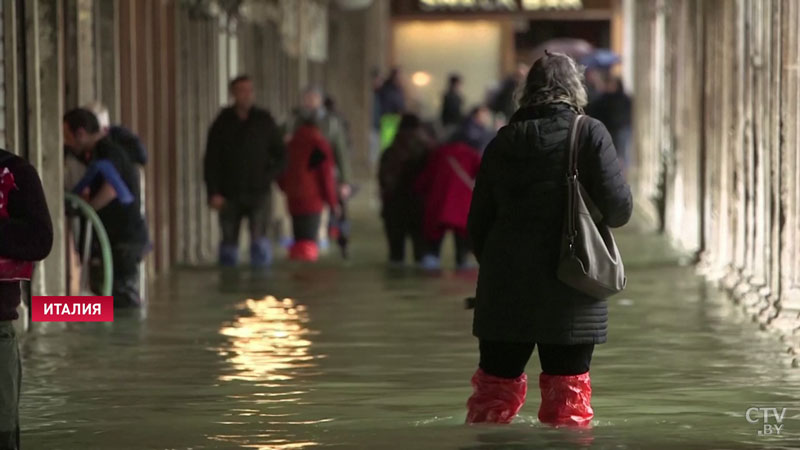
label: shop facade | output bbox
[389,0,623,119]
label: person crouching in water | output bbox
[378,114,432,266]
[279,115,340,261]
[464,52,632,426]
[414,114,483,271]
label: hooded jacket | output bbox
[279,125,338,217]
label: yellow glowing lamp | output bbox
[411,71,432,87]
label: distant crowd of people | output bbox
[374,61,630,270]
[0,49,635,445]
[2,61,633,312]
[203,75,355,267]
[373,67,493,269]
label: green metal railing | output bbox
[65,193,113,296]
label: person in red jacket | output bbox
[279,117,340,261]
[415,134,482,270]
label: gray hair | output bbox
[84,101,110,130]
[302,85,323,97]
[516,51,588,110]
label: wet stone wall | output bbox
[632,0,800,363]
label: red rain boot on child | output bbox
[465,369,527,424]
[537,372,594,427]
[289,240,319,261]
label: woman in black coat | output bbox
[465,52,632,426]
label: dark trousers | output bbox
[383,216,424,263]
[330,197,349,238]
[429,232,471,266]
[292,213,322,241]
[219,193,272,247]
[90,241,143,307]
[479,340,594,378]
[111,244,142,307]
[0,322,20,450]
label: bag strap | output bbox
[447,156,475,191]
[565,115,584,245]
[566,116,604,226]
[567,115,585,178]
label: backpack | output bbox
[0,150,34,281]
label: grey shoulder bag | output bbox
[557,115,626,299]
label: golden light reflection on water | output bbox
[207,435,319,450]
[212,297,323,448]
[218,296,317,382]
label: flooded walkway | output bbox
[19,202,800,449]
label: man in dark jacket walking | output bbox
[204,75,287,267]
[0,149,53,450]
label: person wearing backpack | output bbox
[414,125,482,271]
[64,108,149,307]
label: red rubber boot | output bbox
[537,372,594,427]
[465,369,527,424]
[289,240,319,261]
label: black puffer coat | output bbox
[204,107,287,200]
[468,103,632,344]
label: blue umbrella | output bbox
[581,49,621,69]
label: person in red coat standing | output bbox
[415,137,482,270]
[279,117,340,261]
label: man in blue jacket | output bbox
[64,108,148,307]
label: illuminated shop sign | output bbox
[419,0,583,11]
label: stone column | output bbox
[326,0,389,180]
[64,0,96,108]
[297,0,308,90]
[3,0,20,154]
[94,0,120,125]
[25,0,66,295]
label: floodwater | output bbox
[19,201,800,449]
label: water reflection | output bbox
[218,296,318,382]
[212,296,323,449]
[20,212,800,449]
